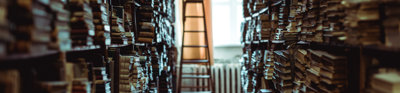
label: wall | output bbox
[213,46,242,63]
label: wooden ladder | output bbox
[178,0,214,93]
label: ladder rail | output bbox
[200,1,214,92]
[178,1,187,93]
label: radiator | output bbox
[180,63,242,93]
[211,63,241,93]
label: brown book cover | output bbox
[0,70,20,93]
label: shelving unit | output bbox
[0,0,177,93]
[240,0,400,93]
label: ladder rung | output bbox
[181,86,209,88]
[185,0,203,3]
[184,30,205,32]
[182,59,209,63]
[185,16,204,18]
[182,75,210,79]
[183,45,208,47]
[181,91,211,93]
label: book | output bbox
[0,69,20,93]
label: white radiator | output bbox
[211,63,241,93]
[180,63,242,93]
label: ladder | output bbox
[178,0,214,93]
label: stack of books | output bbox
[71,78,91,93]
[111,7,128,45]
[263,50,274,80]
[131,58,142,92]
[320,0,346,44]
[254,0,266,12]
[240,54,250,91]
[123,3,134,44]
[158,67,173,92]
[137,21,155,43]
[260,15,272,40]
[8,0,53,54]
[69,58,91,93]
[298,0,313,42]
[282,32,298,42]
[271,12,279,40]
[305,49,326,92]
[90,0,111,45]
[136,6,154,43]
[68,0,95,46]
[319,52,347,92]
[49,0,71,51]
[39,81,68,93]
[92,67,111,93]
[0,70,20,93]
[152,47,162,75]
[371,70,400,93]
[272,50,293,93]
[119,55,133,93]
[383,1,400,47]
[293,49,308,92]
[149,47,160,89]
[245,20,256,41]
[345,1,381,46]
[242,0,250,17]
[0,0,13,56]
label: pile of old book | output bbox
[119,55,133,93]
[293,49,307,92]
[320,0,346,44]
[270,11,279,40]
[277,1,289,34]
[245,20,257,42]
[319,51,347,92]
[92,67,111,93]
[123,3,135,44]
[68,0,95,47]
[382,1,400,47]
[259,15,272,40]
[305,49,325,92]
[131,57,144,92]
[66,58,92,93]
[272,50,293,93]
[49,0,72,51]
[263,50,274,80]
[7,0,53,54]
[240,54,250,91]
[371,69,400,93]
[240,49,261,92]
[136,5,155,43]
[150,47,160,89]
[253,50,264,92]
[89,0,111,45]
[345,1,381,46]
[0,70,20,93]
[111,7,128,45]
[159,67,173,92]
[303,49,348,93]
[0,0,13,56]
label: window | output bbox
[211,0,243,47]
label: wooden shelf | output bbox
[363,45,400,55]
[68,45,101,52]
[108,44,129,48]
[0,50,59,62]
[362,45,400,66]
